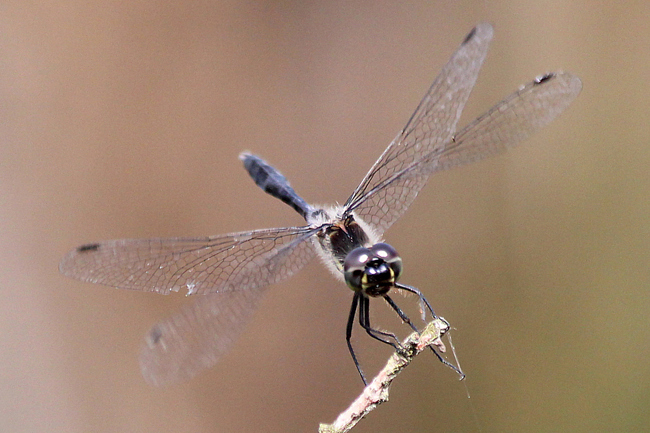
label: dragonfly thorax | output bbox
[312,209,374,270]
[343,243,403,296]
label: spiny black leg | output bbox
[385,293,464,377]
[383,294,419,333]
[346,291,367,385]
[359,295,401,349]
[395,282,436,319]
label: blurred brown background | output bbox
[1,1,648,432]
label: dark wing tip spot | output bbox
[463,26,477,44]
[147,326,164,346]
[77,243,100,253]
[535,73,555,84]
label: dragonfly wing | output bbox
[139,288,265,386]
[344,22,493,234]
[398,72,582,179]
[431,72,582,172]
[348,72,582,215]
[60,226,318,295]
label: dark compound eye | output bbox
[370,243,402,281]
[343,247,372,291]
[370,243,398,261]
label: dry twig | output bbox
[318,318,451,433]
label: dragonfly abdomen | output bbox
[240,152,313,220]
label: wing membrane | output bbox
[140,288,265,386]
[439,72,582,170]
[347,72,582,223]
[344,22,494,233]
[59,226,318,295]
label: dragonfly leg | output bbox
[385,293,465,378]
[394,282,437,319]
[383,294,420,333]
[358,295,403,351]
[346,291,367,385]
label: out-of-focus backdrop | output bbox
[1,1,648,432]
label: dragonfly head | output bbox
[343,243,403,296]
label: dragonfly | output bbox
[60,22,581,387]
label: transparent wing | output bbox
[434,72,582,171]
[346,72,582,225]
[343,22,494,234]
[139,288,265,386]
[59,226,318,295]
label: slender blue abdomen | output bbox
[239,152,313,220]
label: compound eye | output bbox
[370,243,402,280]
[370,243,398,261]
[343,247,371,291]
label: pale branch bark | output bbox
[318,317,452,433]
